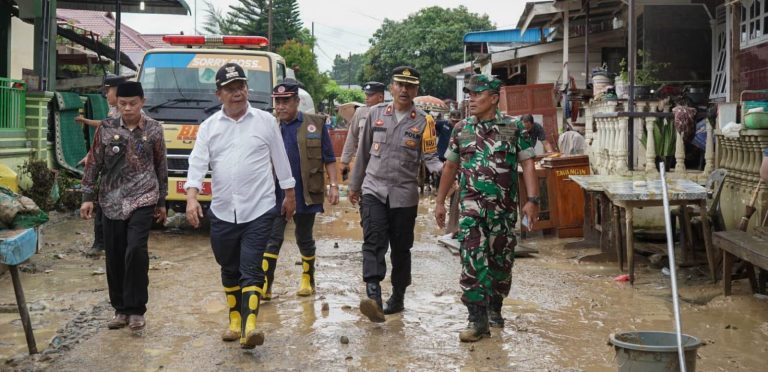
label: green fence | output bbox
[0,77,26,130]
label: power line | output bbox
[350,9,384,22]
[314,32,369,50]
[312,22,371,40]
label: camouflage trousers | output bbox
[457,209,516,306]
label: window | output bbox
[741,0,768,48]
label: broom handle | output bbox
[660,163,686,372]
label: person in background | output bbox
[340,82,386,179]
[262,80,339,300]
[761,147,768,182]
[80,81,167,334]
[75,73,125,128]
[185,63,296,349]
[521,114,554,153]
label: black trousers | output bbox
[361,194,418,289]
[103,206,154,316]
[93,204,104,248]
[266,213,317,257]
[209,209,275,289]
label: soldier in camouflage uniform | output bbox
[435,74,541,342]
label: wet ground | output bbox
[1,198,767,371]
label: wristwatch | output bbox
[527,196,541,205]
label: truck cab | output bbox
[136,35,288,212]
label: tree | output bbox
[278,40,326,106]
[201,1,238,35]
[203,0,304,50]
[324,80,366,105]
[330,53,364,86]
[361,6,493,99]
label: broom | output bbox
[738,180,762,232]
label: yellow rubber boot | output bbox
[297,255,315,296]
[262,253,278,301]
[221,286,241,342]
[240,286,265,349]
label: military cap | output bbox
[272,79,300,98]
[104,73,127,87]
[215,63,247,89]
[116,81,144,98]
[391,66,420,85]
[462,74,503,93]
[363,81,386,94]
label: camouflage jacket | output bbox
[445,110,535,213]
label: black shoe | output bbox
[383,287,405,315]
[85,244,104,258]
[459,303,490,342]
[360,282,385,322]
[488,295,504,328]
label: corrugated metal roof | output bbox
[463,28,546,44]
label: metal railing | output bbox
[0,77,26,130]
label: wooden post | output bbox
[10,266,37,354]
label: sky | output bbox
[122,0,526,72]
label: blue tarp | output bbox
[0,228,37,266]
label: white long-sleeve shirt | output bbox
[185,105,295,224]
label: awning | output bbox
[463,28,548,44]
[57,25,138,70]
[58,0,190,15]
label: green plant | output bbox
[619,58,627,82]
[617,51,669,86]
[640,117,676,157]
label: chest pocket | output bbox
[459,131,477,163]
[492,127,517,167]
[400,126,421,163]
[307,138,323,160]
[370,130,386,157]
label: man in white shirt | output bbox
[184,63,296,349]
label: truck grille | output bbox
[168,157,189,172]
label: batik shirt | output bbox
[82,114,168,220]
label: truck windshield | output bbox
[138,52,272,102]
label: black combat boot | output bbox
[488,295,504,328]
[359,282,385,322]
[459,303,491,342]
[383,287,405,315]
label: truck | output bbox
[136,35,308,213]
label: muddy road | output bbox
[1,198,767,371]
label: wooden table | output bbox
[569,175,632,259]
[604,179,715,284]
[0,228,39,354]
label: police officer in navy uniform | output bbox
[349,66,442,322]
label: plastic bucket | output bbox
[609,331,701,372]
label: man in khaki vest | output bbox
[263,79,339,300]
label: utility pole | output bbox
[348,52,352,88]
[114,0,121,74]
[268,0,273,52]
[311,21,315,55]
[194,0,197,34]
